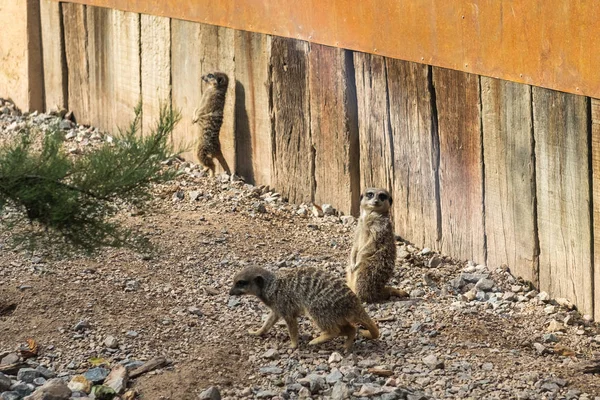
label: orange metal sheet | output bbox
[54,0,600,98]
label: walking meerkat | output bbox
[347,188,408,303]
[229,266,379,351]
[192,71,231,177]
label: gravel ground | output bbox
[2,100,600,400]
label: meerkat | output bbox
[192,72,231,177]
[347,188,408,303]
[229,266,379,351]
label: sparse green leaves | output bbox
[0,103,182,254]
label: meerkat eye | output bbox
[237,280,248,286]
[207,73,215,79]
[378,193,388,202]
[366,192,374,199]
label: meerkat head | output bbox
[229,266,273,297]
[202,72,229,90]
[360,187,393,214]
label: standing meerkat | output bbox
[347,188,407,303]
[229,266,379,351]
[192,72,231,177]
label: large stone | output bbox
[1,393,21,400]
[104,365,128,394]
[331,382,350,400]
[68,375,92,394]
[23,378,71,400]
[0,372,11,391]
[83,368,110,384]
[198,386,221,400]
[422,354,444,369]
[90,385,116,400]
[35,366,56,379]
[104,336,118,349]
[18,368,43,383]
[1,353,19,365]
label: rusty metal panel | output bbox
[54,0,600,98]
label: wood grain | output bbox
[140,15,171,135]
[533,87,592,316]
[593,98,600,320]
[433,67,485,263]
[308,44,359,216]
[40,0,67,112]
[62,2,90,124]
[269,37,313,204]
[86,7,140,132]
[234,30,272,186]
[481,77,538,284]
[353,52,394,193]
[171,21,235,168]
[386,60,439,247]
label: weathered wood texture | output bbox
[269,37,313,204]
[86,7,140,132]
[353,52,394,192]
[533,88,592,316]
[481,78,538,284]
[171,21,235,168]
[308,44,359,216]
[592,98,600,320]
[40,0,67,112]
[234,30,272,186]
[140,15,171,135]
[386,60,439,248]
[433,67,485,263]
[62,2,90,124]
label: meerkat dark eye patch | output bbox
[366,192,374,199]
[237,280,248,286]
[378,193,388,202]
[207,73,215,79]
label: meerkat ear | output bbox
[389,195,393,206]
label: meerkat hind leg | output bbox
[384,286,409,299]
[284,317,300,349]
[248,311,279,336]
[341,325,357,352]
[214,150,231,175]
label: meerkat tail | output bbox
[358,315,380,340]
[385,286,409,299]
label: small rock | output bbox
[253,202,267,213]
[104,365,128,394]
[172,191,185,202]
[428,256,442,268]
[547,320,564,332]
[36,366,56,379]
[83,367,110,384]
[322,204,335,216]
[59,120,73,130]
[1,393,21,400]
[255,390,278,399]
[533,343,547,355]
[481,363,493,371]
[355,384,384,397]
[538,291,550,302]
[125,331,138,338]
[24,378,71,400]
[188,306,203,316]
[18,368,42,383]
[68,375,92,393]
[511,285,523,293]
[189,191,202,201]
[0,372,11,391]
[259,366,283,375]
[340,216,355,225]
[90,385,116,400]
[422,354,444,369]
[464,289,477,301]
[475,278,495,292]
[331,382,350,400]
[326,369,343,383]
[298,374,325,394]
[556,297,575,310]
[262,349,279,360]
[73,320,91,332]
[198,386,221,400]
[544,305,556,315]
[328,352,342,364]
[541,382,560,392]
[104,336,119,349]
[410,289,425,298]
[1,353,19,365]
[543,333,559,343]
[502,292,516,301]
[33,377,47,386]
[420,248,431,255]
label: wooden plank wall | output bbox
[44,4,600,317]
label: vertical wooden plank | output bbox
[234,30,272,186]
[85,5,110,129]
[141,15,171,135]
[433,67,485,263]
[386,60,439,248]
[40,0,66,112]
[269,37,313,204]
[171,21,235,170]
[534,88,592,316]
[62,2,90,124]
[308,44,359,216]
[353,52,393,192]
[592,98,600,320]
[482,78,538,284]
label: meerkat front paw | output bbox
[289,340,298,349]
